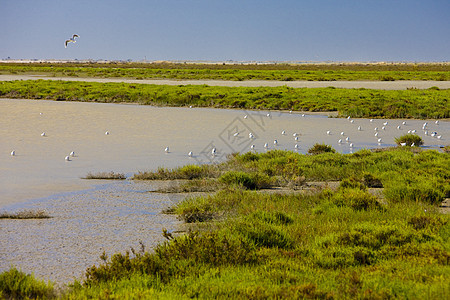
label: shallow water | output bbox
[1,98,448,208]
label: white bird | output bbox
[411,142,415,147]
[375,132,379,137]
[188,151,193,157]
[244,115,248,119]
[424,131,428,135]
[211,148,216,155]
[39,112,43,115]
[357,126,362,131]
[435,120,439,125]
[294,144,299,149]
[264,143,269,148]
[437,135,442,139]
[302,114,305,117]
[382,126,386,130]
[165,147,170,153]
[338,139,343,144]
[189,105,193,108]
[233,132,239,137]
[65,156,70,161]
[397,125,401,130]
[281,130,286,135]
[347,116,351,120]
[402,121,406,125]
[377,138,382,143]
[326,130,331,135]
[407,130,411,134]
[345,137,349,142]
[267,113,271,117]
[250,145,255,150]
[349,143,353,148]
[431,132,437,137]
[41,132,46,137]
[370,119,373,122]
[350,120,354,124]
[293,133,298,137]
[340,132,345,136]
[64,34,80,48]
[11,150,15,156]
[294,136,299,141]
[374,127,378,131]
[411,130,416,134]
[248,132,254,139]
[273,139,278,145]
[70,151,75,157]
[105,131,110,135]
[289,110,292,114]
[383,121,388,126]
[400,142,407,146]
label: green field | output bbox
[1,147,449,299]
[1,80,449,119]
[1,62,449,81]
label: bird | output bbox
[349,143,354,148]
[248,132,254,139]
[374,127,378,131]
[244,115,248,119]
[382,126,386,130]
[250,144,255,150]
[437,135,442,139]
[402,121,406,125]
[233,132,239,137]
[188,151,193,157]
[294,136,299,141]
[293,133,298,137]
[165,147,170,153]
[338,139,343,144]
[340,132,345,136]
[435,120,439,125]
[326,130,331,135]
[347,116,351,120]
[289,110,292,114]
[370,119,373,122]
[302,114,305,117]
[397,125,401,130]
[374,132,379,137]
[211,147,216,155]
[10,150,15,156]
[357,126,362,131]
[264,143,269,149]
[266,113,271,117]
[41,132,46,137]
[273,139,278,145]
[345,137,350,142]
[350,120,354,124]
[281,130,286,135]
[65,156,70,161]
[105,131,110,135]
[294,144,299,149]
[400,142,407,146]
[64,34,79,48]
[70,151,75,157]
[383,121,388,126]
[377,138,382,143]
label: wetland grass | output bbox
[82,171,126,180]
[0,209,51,219]
[1,79,449,118]
[2,147,449,299]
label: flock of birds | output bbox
[8,111,445,162]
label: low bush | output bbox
[0,267,55,299]
[395,134,424,147]
[308,143,336,155]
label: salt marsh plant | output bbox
[395,133,424,146]
[82,171,126,180]
[0,209,51,219]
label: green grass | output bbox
[1,148,449,299]
[0,267,55,299]
[1,80,449,118]
[1,62,449,81]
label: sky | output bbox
[1,0,449,62]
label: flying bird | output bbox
[65,34,80,48]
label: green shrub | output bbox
[0,268,54,299]
[219,171,270,189]
[395,134,424,147]
[332,188,382,211]
[308,143,336,155]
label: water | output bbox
[0,98,448,208]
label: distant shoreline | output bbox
[1,74,450,90]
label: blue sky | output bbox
[1,0,449,62]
